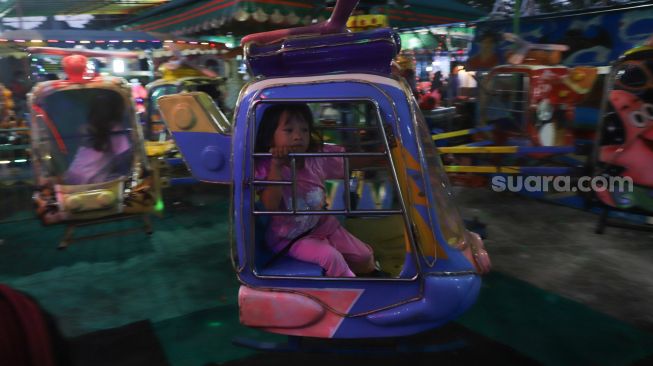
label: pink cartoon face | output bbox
[601,89,653,188]
[609,90,653,141]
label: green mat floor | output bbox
[1,186,652,365]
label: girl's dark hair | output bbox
[254,103,322,153]
[88,91,125,151]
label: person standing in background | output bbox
[448,65,461,103]
[8,71,29,119]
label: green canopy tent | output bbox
[399,25,475,51]
[371,0,484,29]
[120,0,485,36]
[121,0,331,36]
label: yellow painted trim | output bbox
[445,166,521,174]
[432,128,474,140]
[624,46,653,57]
[438,146,519,154]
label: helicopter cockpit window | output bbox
[32,89,134,186]
[484,73,527,131]
[413,99,466,249]
[251,101,410,278]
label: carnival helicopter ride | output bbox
[146,76,227,141]
[156,0,490,350]
[28,47,157,248]
[144,49,228,142]
[143,60,230,192]
[591,36,653,233]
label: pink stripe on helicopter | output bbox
[239,286,363,338]
[31,105,68,155]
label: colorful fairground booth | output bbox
[592,36,653,233]
[466,1,653,149]
[439,1,653,230]
[155,0,490,346]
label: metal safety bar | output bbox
[0,128,29,132]
[314,126,378,131]
[251,150,401,216]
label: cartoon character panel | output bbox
[595,47,653,213]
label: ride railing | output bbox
[432,126,580,175]
[422,106,456,132]
[0,127,30,152]
[251,151,403,217]
[0,127,31,182]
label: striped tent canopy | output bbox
[372,0,484,29]
[121,0,484,36]
[122,0,331,36]
[0,29,226,58]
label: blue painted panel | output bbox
[335,274,481,338]
[257,256,325,277]
[171,131,231,183]
[233,91,256,270]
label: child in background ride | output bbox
[254,104,376,277]
[64,92,133,185]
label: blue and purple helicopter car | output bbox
[157,0,490,341]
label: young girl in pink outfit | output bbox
[254,104,375,277]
